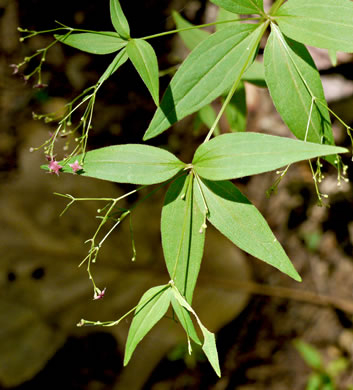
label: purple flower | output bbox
[93,287,106,300]
[69,160,83,173]
[48,159,62,176]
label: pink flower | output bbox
[93,287,106,300]
[48,159,62,176]
[69,160,83,173]
[33,82,48,89]
[9,64,19,75]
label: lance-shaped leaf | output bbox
[171,295,201,345]
[194,179,301,281]
[49,145,185,185]
[161,174,205,303]
[98,49,128,84]
[275,0,353,53]
[242,60,266,87]
[173,11,262,87]
[172,286,220,377]
[110,0,130,39]
[55,32,126,55]
[216,7,240,31]
[210,0,264,15]
[172,11,210,51]
[328,49,337,67]
[143,23,266,140]
[127,39,159,106]
[194,105,220,135]
[192,133,347,181]
[224,80,247,132]
[124,285,171,365]
[264,25,336,165]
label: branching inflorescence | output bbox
[17,0,353,375]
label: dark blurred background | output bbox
[1,1,353,389]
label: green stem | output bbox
[140,17,262,41]
[171,172,193,281]
[269,0,286,15]
[203,20,269,143]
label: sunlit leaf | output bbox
[161,174,205,303]
[194,105,220,135]
[172,11,210,51]
[264,24,337,165]
[242,60,266,87]
[172,287,220,377]
[171,294,201,345]
[210,0,264,15]
[127,39,159,105]
[44,145,185,185]
[124,285,171,365]
[275,0,353,52]
[216,7,239,31]
[144,23,265,140]
[328,49,337,67]
[194,179,301,281]
[55,32,126,55]
[192,133,347,181]
[110,0,130,39]
[98,49,128,84]
[224,81,247,132]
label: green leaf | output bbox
[172,11,210,51]
[198,322,220,377]
[224,80,247,132]
[124,285,171,365]
[52,145,185,185]
[216,7,240,31]
[210,0,264,15]
[306,373,323,390]
[327,357,349,377]
[161,174,205,303]
[194,179,301,281]
[328,49,337,67]
[264,24,336,165]
[192,133,347,181]
[55,32,126,55]
[127,39,159,106]
[110,0,130,39]
[275,0,353,52]
[143,23,266,141]
[172,287,220,377]
[195,105,220,135]
[242,60,266,87]
[98,49,128,84]
[170,295,201,345]
[293,340,323,370]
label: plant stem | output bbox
[269,0,286,15]
[203,20,270,143]
[140,17,262,40]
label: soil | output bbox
[1,1,353,389]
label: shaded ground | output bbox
[1,1,353,389]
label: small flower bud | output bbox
[69,160,83,173]
[9,64,19,75]
[93,287,106,300]
[33,82,48,89]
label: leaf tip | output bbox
[142,131,151,141]
[292,271,302,283]
[123,352,131,367]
